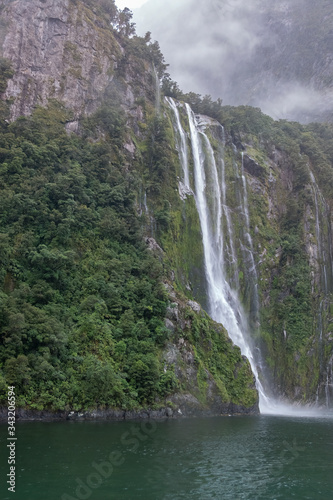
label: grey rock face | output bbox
[145,237,164,253]
[187,300,201,313]
[243,154,266,179]
[1,0,119,120]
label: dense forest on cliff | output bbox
[0,0,332,413]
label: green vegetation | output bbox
[0,0,332,411]
[0,52,256,413]
[0,99,258,412]
[0,100,174,410]
[162,75,224,121]
[186,310,257,407]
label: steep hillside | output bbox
[0,0,332,417]
[0,0,257,417]
[157,95,333,406]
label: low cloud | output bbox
[134,0,262,95]
[259,83,329,122]
[133,0,332,123]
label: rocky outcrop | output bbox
[242,153,266,179]
[161,282,259,415]
[0,401,255,421]
[168,393,258,416]
[0,0,120,120]
[0,406,178,421]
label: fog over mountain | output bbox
[134,0,333,122]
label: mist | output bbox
[133,0,333,123]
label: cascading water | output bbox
[219,136,239,289]
[181,102,270,411]
[165,97,190,189]
[310,171,333,293]
[326,357,333,408]
[153,66,161,115]
[141,189,156,236]
[166,97,333,416]
[143,190,148,214]
[310,171,333,408]
[238,153,260,329]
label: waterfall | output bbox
[153,66,161,115]
[326,357,333,408]
[142,189,156,236]
[182,102,270,411]
[165,97,191,190]
[310,171,333,408]
[310,171,333,293]
[166,97,333,414]
[143,190,148,214]
[220,141,239,289]
[240,153,260,327]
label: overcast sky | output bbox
[125,0,331,123]
[115,0,149,10]
[132,0,264,99]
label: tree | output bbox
[113,8,136,38]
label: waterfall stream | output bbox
[220,141,239,289]
[167,97,271,410]
[310,171,333,407]
[310,171,333,293]
[240,152,260,327]
[165,97,190,189]
[153,66,161,115]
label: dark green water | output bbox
[1,415,332,500]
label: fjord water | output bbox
[1,416,333,499]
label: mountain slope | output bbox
[0,0,258,416]
[0,0,332,416]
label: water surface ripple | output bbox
[1,415,332,499]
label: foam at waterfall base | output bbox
[260,399,333,418]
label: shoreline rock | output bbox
[0,399,258,422]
